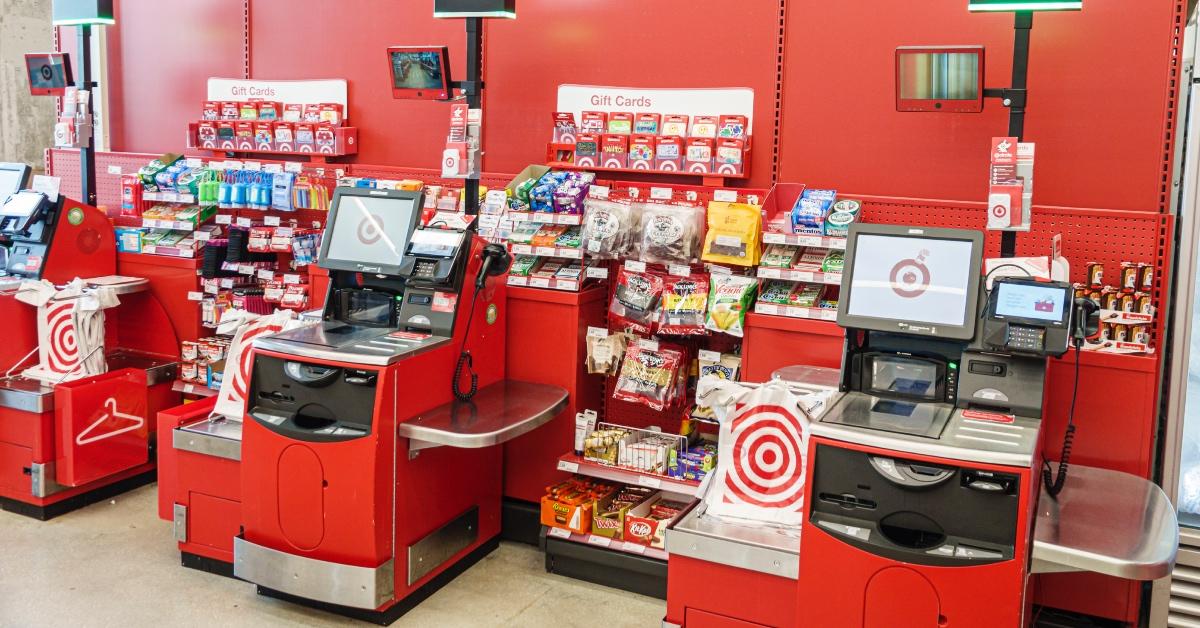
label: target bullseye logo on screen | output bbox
[47,301,81,373]
[357,214,385,245]
[724,404,806,508]
[889,249,932,299]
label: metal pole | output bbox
[1000,11,1032,258]
[463,17,483,218]
[77,24,96,206]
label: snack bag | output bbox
[610,269,664,336]
[702,201,762,267]
[659,275,710,336]
[581,198,638,259]
[613,344,685,411]
[637,202,704,265]
[586,331,630,376]
[706,274,757,337]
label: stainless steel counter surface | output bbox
[1032,464,1178,580]
[399,380,567,451]
[667,504,800,579]
[173,416,243,462]
[255,324,450,367]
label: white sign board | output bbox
[207,78,349,120]
[556,85,756,133]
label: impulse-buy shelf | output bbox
[542,526,669,600]
[545,526,670,561]
[762,232,847,249]
[507,276,581,292]
[509,244,584,260]
[756,267,843,284]
[557,453,702,496]
[753,303,838,321]
[172,380,219,397]
[508,211,584,226]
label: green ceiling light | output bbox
[969,0,1081,12]
[51,0,115,25]
[434,0,516,19]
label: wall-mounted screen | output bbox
[25,53,73,96]
[387,46,452,100]
[896,46,984,113]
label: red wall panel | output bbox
[247,0,468,169]
[106,0,247,155]
[482,0,783,187]
[778,1,1180,212]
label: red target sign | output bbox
[721,403,807,510]
[889,249,932,299]
[357,215,385,245]
[46,301,81,374]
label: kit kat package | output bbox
[656,137,684,171]
[575,133,600,168]
[629,134,656,170]
[601,134,630,169]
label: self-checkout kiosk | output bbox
[795,224,1178,627]
[0,171,180,519]
[229,187,566,624]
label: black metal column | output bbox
[463,17,483,218]
[77,24,96,206]
[1000,11,1032,258]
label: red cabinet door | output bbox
[55,368,149,487]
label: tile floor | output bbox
[0,485,666,627]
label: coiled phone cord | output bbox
[1042,341,1081,498]
[452,287,483,401]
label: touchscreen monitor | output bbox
[25,53,73,96]
[388,46,451,100]
[896,46,984,113]
[319,188,425,275]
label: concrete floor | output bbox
[0,485,666,627]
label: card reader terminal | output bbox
[982,278,1073,358]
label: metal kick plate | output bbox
[173,419,242,461]
[30,461,64,498]
[173,504,187,542]
[408,507,479,586]
[234,536,395,610]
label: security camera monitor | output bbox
[896,46,984,113]
[388,46,452,100]
[25,53,73,96]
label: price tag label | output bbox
[163,192,180,203]
[589,185,610,199]
[285,162,303,173]
[183,384,196,395]
[587,326,610,339]
[685,191,699,202]
[759,267,782,279]
[623,542,647,555]
[747,194,761,206]
[215,214,232,225]
[625,260,647,273]
[243,161,262,172]
[226,160,244,170]
[263,164,283,174]
[586,266,609,280]
[529,277,551,288]
[236,217,253,228]
[257,269,275,280]
[106,165,122,175]
[186,291,203,302]
[709,264,733,276]
[586,239,601,253]
[264,215,281,227]
[637,475,662,489]
[793,271,817,283]
[220,278,235,289]
[506,276,526,287]
[238,264,255,275]
[587,535,612,548]
[141,245,158,255]
[283,273,302,285]
[196,230,211,242]
[562,248,583,260]
[557,460,580,473]
[763,232,786,245]
[714,190,738,203]
[638,338,660,351]
[698,350,722,363]
[186,158,204,168]
[668,264,691,277]
[628,188,640,199]
[511,244,533,255]
[548,527,572,539]
[335,169,346,178]
[650,187,673,200]
[535,246,556,256]
[204,283,218,295]
[559,280,579,291]
[141,218,155,228]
